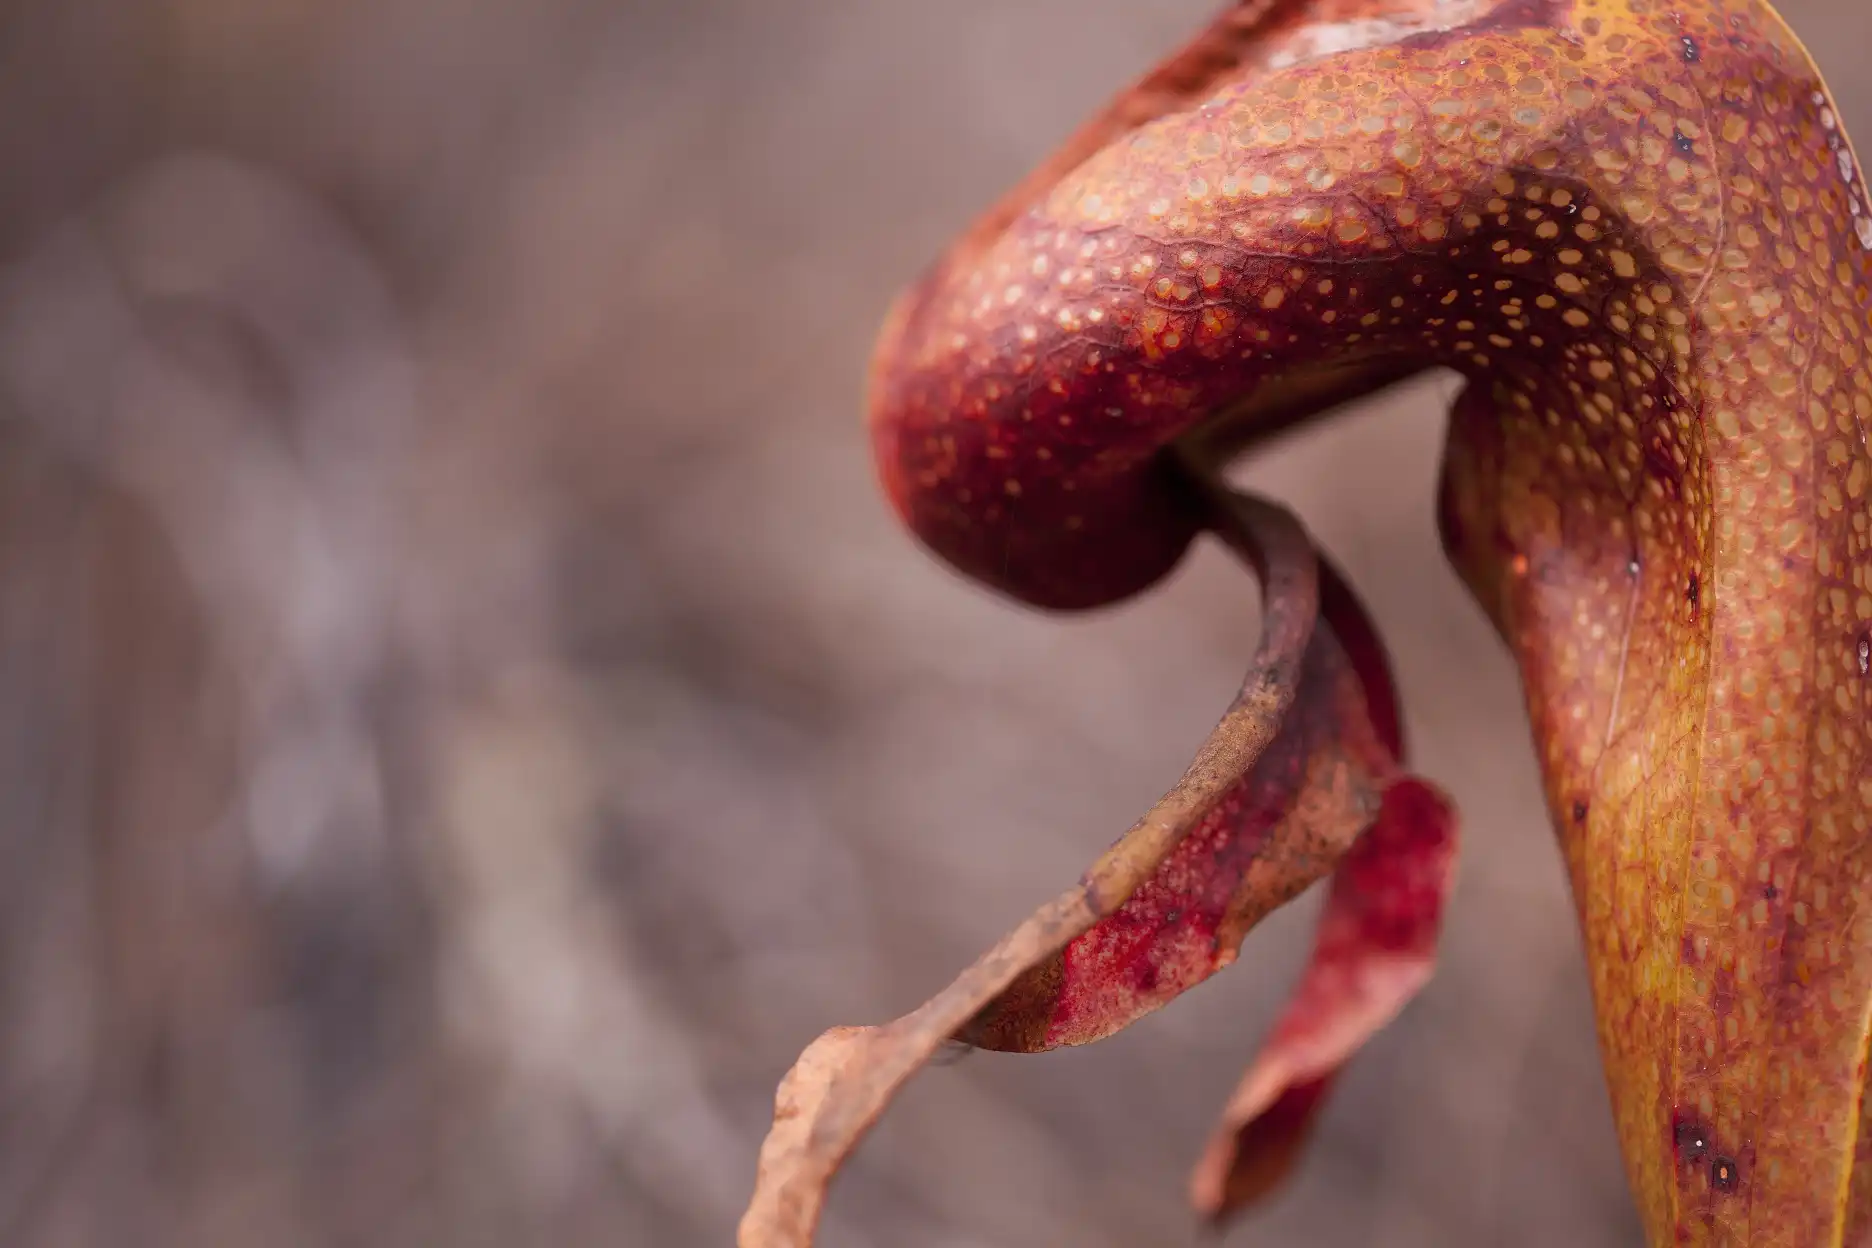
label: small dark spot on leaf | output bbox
[1712,1156,1740,1193]
[1858,630,1869,676]
[1763,884,1778,900]
[1674,129,1694,155]
[1686,573,1700,612]
[1681,35,1700,63]
[1572,799,1589,823]
[1674,1117,1710,1164]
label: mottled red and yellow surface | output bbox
[868,1,1872,1242]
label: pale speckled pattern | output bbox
[869,1,1872,1242]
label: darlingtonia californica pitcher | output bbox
[740,2,1872,1243]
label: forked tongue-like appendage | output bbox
[739,469,1455,1247]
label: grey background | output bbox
[0,2,1864,1246]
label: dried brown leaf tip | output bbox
[748,1,1872,1244]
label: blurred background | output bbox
[0,2,1865,1245]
